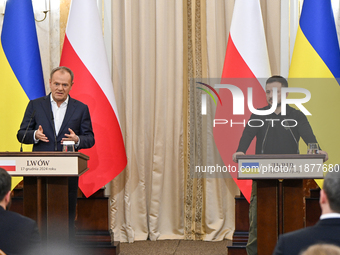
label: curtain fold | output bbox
[184,0,239,241]
[110,0,184,242]
[108,0,280,243]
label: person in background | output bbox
[273,168,340,255]
[300,244,340,255]
[232,75,328,255]
[0,168,41,254]
[17,66,95,241]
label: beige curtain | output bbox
[184,0,239,241]
[109,0,281,243]
[110,0,184,242]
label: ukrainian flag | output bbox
[289,0,340,187]
[241,162,260,174]
[0,0,45,189]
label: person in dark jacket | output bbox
[273,168,340,255]
[0,168,41,255]
[232,76,328,255]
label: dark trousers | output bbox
[246,181,257,255]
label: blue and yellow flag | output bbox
[0,0,46,189]
[289,0,340,187]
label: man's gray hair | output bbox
[50,66,74,83]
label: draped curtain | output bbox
[110,0,185,242]
[109,0,280,242]
[184,0,239,241]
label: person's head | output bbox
[300,244,340,255]
[320,166,340,214]
[0,168,12,210]
[265,75,288,106]
[49,66,74,106]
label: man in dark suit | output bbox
[17,66,95,241]
[273,168,340,255]
[17,66,94,151]
[0,168,41,254]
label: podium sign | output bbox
[0,152,88,176]
[236,154,325,255]
[237,154,325,179]
[0,152,89,243]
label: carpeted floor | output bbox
[119,240,231,255]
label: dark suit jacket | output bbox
[0,206,41,255]
[273,218,340,255]
[17,94,95,151]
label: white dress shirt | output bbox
[320,213,340,220]
[34,95,79,147]
[51,94,68,135]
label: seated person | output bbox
[301,244,340,255]
[0,168,41,254]
[273,168,340,255]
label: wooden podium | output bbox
[236,154,325,255]
[0,152,89,243]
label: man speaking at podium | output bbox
[17,66,95,240]
[232,76,328,255]
[17,66,95,151]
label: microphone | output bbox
[51,111,58,151]
[261,120,270,154]
[283,120,299,154]
[20,110,36,152]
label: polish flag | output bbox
[60,0,127,197]
[213,0,271,202]
[0,160,16,172]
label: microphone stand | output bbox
[20,110,36,152]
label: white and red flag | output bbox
[60,0,127,197]
[213,0,271,201]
